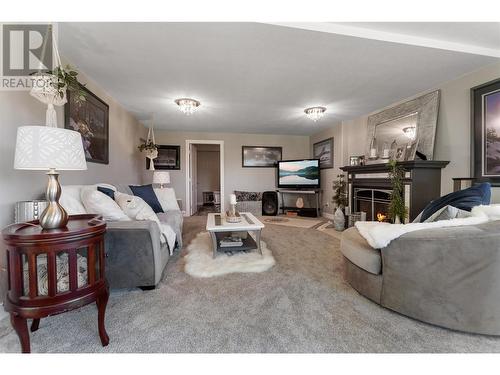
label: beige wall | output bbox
[151,130,310,210]
[309,122,343,214]
[323,62,500,203]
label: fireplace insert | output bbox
[354,188,392,221]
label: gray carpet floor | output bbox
[1,216,500,353]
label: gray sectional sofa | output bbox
[341,221,500,335]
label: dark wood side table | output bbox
[2,214,109,353]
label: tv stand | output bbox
[277,189,321,218]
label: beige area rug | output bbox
[316,222,344,240]
[262,216,326,229]
[184,231,275,278]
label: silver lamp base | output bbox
[39,168,69,229]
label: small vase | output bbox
[394,215,401,224]
[296,197,304,209]
[333,208,345,231]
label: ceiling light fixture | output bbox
[403,126,416,140]
[175,98,201,115]
[304,106,326,122]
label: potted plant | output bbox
[387,160,408,224]
[332,174,348,231]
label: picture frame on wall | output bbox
[65,85,109,164]
[242,146,282,167]
[472,78,500,186]
[147,145,181,170]
[313,137,334,169]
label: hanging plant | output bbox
[29,25,86,127]
[387,160,408,223]
[52,65,86,102]
[138,138,159,153]
[138,121,159,170]
[332,174,348,210]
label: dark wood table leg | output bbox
[11,314,30,353]
[31,319,40,332]
[96,290,109,346]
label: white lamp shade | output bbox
[14,126,87,171]
[153,171,170,185]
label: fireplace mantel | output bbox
[340,160,449,221]
[340,160,449,174]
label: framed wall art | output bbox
[472,78,500,186]
[65,85,109,164]
[242,146,282,167]
[147,145,181,170]
[313,137,334,169]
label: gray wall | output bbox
[150,130,310,210]
[313,62,500,204]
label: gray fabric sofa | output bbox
[103,184,183,289]
[341,221,500,335]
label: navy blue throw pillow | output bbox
[97,186,115,200]
[129,184,164,213]
[419,182,491,222]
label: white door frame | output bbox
[185,140,224,216]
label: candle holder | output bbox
[226,203,242,223]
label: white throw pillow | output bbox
[60,185,87,215]
[115,192,176,249]
[80,187,130,221]
[154,187,179,211]
[115,192,160,224]
[60,184,118,215]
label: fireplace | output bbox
[340,160,449,222]
[354,188,392,221]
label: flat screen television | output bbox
[277,159,320,189]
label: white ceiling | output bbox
[337,22,500,50]
[59,22,500,135]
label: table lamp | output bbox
[153,171,170,188]
[14,126,87,229]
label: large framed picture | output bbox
[242,146,282,168]
[65,85,109,164]
[313,137,334,169]
[147,145,181,170]
[472,78,500,186]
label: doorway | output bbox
[185,140,224,216]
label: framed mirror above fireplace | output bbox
[365,90,440,163]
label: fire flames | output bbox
[377,213,387,222]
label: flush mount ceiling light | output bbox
[304,106,326,122]
[403,126,416,140]
[174,98,201,115]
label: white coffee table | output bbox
[206,212,265,258]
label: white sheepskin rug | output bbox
[184,231,275,278]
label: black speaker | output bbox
[262,191,278,216]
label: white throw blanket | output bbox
[355,205,500,249]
